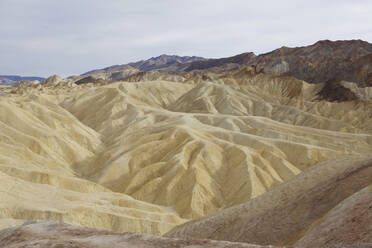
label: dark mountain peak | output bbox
[184,52,256,72]
[82,55,206,76]
[150,54,177,60]
[311,39,372,51]
[314,39,333,45]
[314,39,368,45]
[259,39,372,57]
[128,55,206,71]
[148,54,205,62]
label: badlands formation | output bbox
[0,40,372,247]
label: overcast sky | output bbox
[0,0,371,77]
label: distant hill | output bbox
[0,75,45,85]
[79,55,206,82]
[182,52,256,72]
[82,55,206,76]
[128,54,206,71]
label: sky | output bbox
[0,0,371,77]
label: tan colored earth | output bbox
[0,68,372,246]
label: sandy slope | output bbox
[166,155,372,246]
[62,76,372,219]
[0,91,185,235]
[0,72,371,236]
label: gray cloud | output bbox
[0,0,371,77]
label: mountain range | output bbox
[81,39,372,87]
[3,39,371,87]
[0,75,45,85]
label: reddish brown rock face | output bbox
[250,40,372,87]
[180,40,372,87]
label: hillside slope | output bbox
[166,156,372,246]
[0,70,371,233]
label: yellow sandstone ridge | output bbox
[0,72,371,235]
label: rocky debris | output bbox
[0,221,277,248]
[1,219,371,248]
